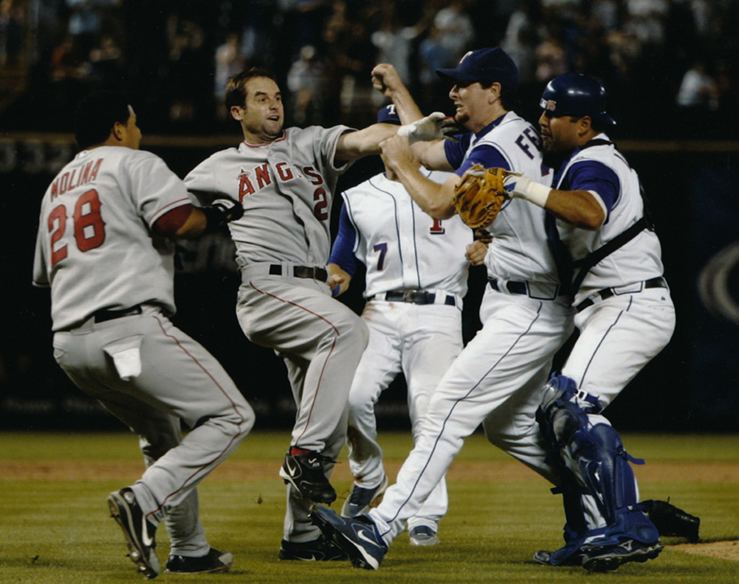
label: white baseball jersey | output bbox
[184,125,352,268]
[342,169,472,300]
[335,169,472,532]
[33,146,191,331]
[467,111,559,287]
[362,111,578,543]
[552,133,665,303]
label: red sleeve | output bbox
[152,204,193,236]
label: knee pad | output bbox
[535,374,588,459]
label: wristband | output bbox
[510,177,551,208]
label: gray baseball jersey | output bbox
[185,125,351,268]
[185,125,369,544]
[33,145,254,557]
[336,169,471,534]
[33,147,186,331]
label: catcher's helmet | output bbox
[539,73,616,128]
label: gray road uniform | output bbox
[184,126,369,543]
[32,146,255,558]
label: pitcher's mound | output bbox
[673,540,739,562]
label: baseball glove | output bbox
[452,165,509,228]
[639,499,700,542]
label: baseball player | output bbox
[327,105,488,546]
[311,48,577,568]
[183,68,414,560]
[499,72,676,570]
[32,91,255,578]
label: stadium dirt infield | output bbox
[7,458,739,483]
[673,541,739,562]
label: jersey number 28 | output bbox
[48,188,106,268]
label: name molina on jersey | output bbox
[50,157,103,199]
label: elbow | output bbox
[578,207,606,230]
[428,201,454,220]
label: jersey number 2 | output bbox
[48,188,106,268]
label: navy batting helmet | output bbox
[540,73,616,128]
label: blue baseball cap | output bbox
[377,104,401,125]
[436,48,519,91]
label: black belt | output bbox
[488,279,528,295]
[575,277,668,313]
[93,305,143,323]
[376,290,456,306]
[269,264,328,282]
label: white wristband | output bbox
[518,179,551,208]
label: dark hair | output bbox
[74,91,131,149]
[224,67,279,113]
[479,81,516,111]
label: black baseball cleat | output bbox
[107,487,160,579]
[279,535,348,561]
[311,506,388,570]
[165,548,233,573]
[279,449,337,504]
[581,539,663,572]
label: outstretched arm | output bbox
[334,123,397,164]
[372,63,453,171]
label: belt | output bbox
[93,305,143,323]
[488,279,528,295]
[269,264,327,282]
[83,304,143,323]
[488,278,564,301]
[373,290,456,306]
[575,276,668,313]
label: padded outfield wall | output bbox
[1,134,737,431]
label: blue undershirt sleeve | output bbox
[565,161,620,215]
[329,202,359,275]
[456,144,511,175]
[443,133,472,169]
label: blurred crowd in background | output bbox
[1,0,737,136]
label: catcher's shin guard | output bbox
[537,374,658,546]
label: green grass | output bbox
[0,432,737,583]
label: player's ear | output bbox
[230,105,244,121]
[488,82,502,104]
[111,121,125,142]
[576,116,593,137]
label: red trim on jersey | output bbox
[241,131,287,148]
[145,314,249,521]
[152,204,193,236]
[248,282,340,446]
